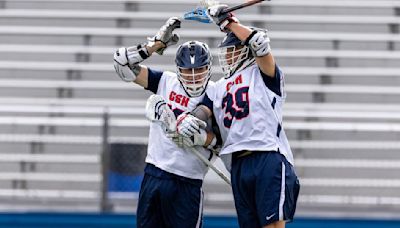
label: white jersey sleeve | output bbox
[145,71,215,180]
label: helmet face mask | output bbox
[218,44,251,78]
[175,41,212,97]
[177,65,211,97]
[218,31,256,78]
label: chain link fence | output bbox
[108,143,147,194]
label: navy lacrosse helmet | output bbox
[175,41,212,97]
[218,30,262,78]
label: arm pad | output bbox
[124,44,150,66]
[113,62,141,82]
[113,44,149,82]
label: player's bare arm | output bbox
[191,104,213,122]
[191,105,218,150]
[113,17,181,87]
[208,5,276,77]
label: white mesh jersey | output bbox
[206,64,294,165]
[145,70,214,180]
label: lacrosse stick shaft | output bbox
[188,146,231,185]
[184,0,269,23]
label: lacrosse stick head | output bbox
[145,94,177,133]
[183,7,212,24]
[183,0,219,23]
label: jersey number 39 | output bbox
[222,87,250,128]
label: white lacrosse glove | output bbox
[207,4,239,32]
[148,17,181,55]
[113,44,149,82]
[244,30,271,57]
[166,132,185,147]
[145,94,177,132]
[168,129,216,150]
[176,113,207,138]
[182,128,208,147]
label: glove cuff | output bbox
[219,16,239,32]
[244,30,271,57]
[126,43,150,66]
[206,135,217,150]
[243,30,259,46]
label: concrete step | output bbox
[299,166,400,179]
[300,184,400,198]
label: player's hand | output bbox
[182,128,208,147]
[176,113,207,138]
[207,4,239,32]
[149,17,181,55]
[145,94,177,132]
[167,130,207,148]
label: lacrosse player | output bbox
[113,17,219,227]
[175,6,300,228]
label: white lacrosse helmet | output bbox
[175,41,212,97]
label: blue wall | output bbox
[0,213,399,228]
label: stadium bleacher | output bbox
[0,0,400,219]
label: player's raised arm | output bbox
[113,17,181,88]
[207,5,276,77]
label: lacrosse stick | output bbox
[145,94,231,186]
[183,0,270,24]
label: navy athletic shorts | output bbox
[136,163,204,228]
[231,151,300,227]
